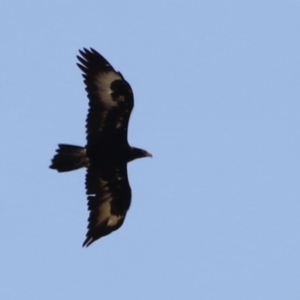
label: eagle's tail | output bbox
[49,144,89,172]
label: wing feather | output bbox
[77,48,134,146]
[83,165,131,247]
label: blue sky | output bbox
[1,1,300,299]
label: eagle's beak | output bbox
[145,151,153,158]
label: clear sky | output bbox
[1,1,300,299]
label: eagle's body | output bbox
[50,48,151,247]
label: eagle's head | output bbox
[128,147,152,162]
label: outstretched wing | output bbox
[83,165,131,247]
[77,48,134,146]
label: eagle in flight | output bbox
[50,48,151,247]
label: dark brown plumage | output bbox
[50,48,151,247]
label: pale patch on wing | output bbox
[115,108,130,129]
[114,168,125,182]
[81,148,90,168]
[94,177,125,228]
[96,200,125,228]
[115,116,124,129]
[94,110,109,134]
[95,71,122,108]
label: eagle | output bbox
[50,48,151,247]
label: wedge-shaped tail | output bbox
[50,144,89,172]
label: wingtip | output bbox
[78,47,98,56]
[82,237,93,248]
